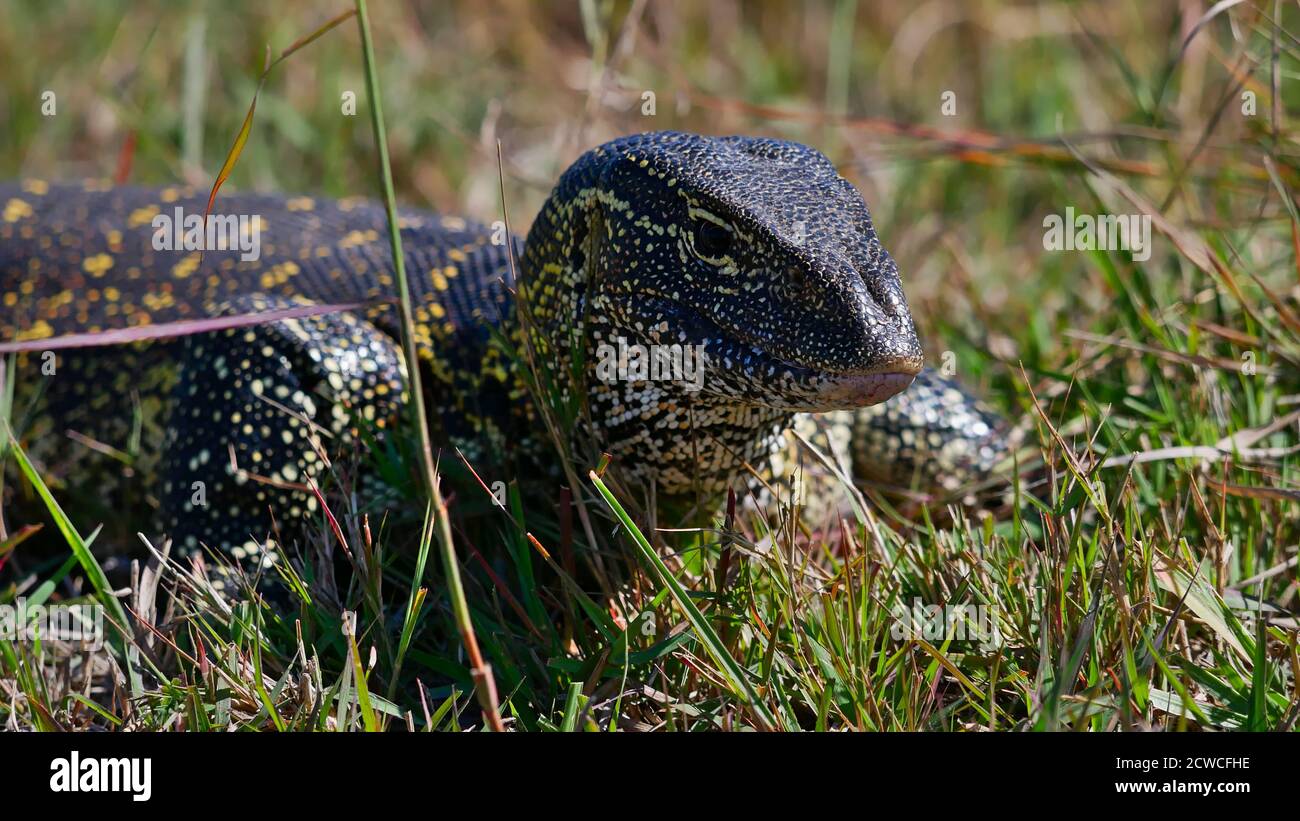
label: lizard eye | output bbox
[692,220,733,261]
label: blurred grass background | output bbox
[3,0,1299,731]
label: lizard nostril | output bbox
[860,268,903,317]
[855,245,910,320]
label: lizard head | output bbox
[520,131,923,490]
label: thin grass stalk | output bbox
[353,0,503,732]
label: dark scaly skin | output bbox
[2,179,524,563]
[1,132,1009,572]
[851,368,1011,496]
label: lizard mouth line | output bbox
[794,370,915,410]
[616,290,919,404]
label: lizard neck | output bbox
[518,155,792,499]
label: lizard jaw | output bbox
[793,370,916,412]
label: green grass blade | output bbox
[5,430,129,634]
[589,471,778,730]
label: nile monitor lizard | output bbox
[0,131,1010,573]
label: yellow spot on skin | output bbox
[172,253,201,279]
[15,319,53,341]
[3,198,33,222]
[259,260,300,290]
[128,205,160,227]
[339,229,379,248]
[21,179,48,196]
[3,292,16,307]
[286,197,315,211]
[143,291,175,311]
[160,188,180,203]
[448,248,467,262]
[83,253,114,278]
